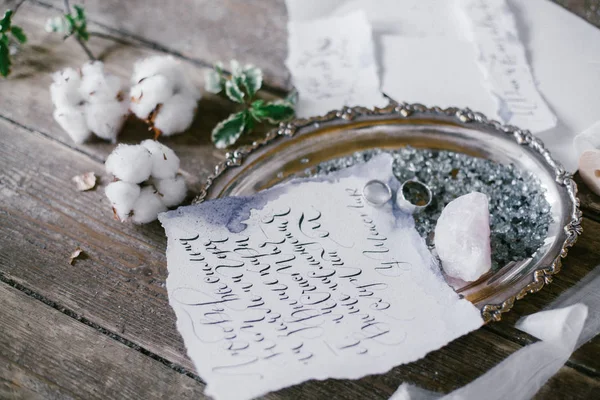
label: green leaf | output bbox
[250,102,295,124]
[74,5,86,21]
[225,78,244,103]
[64,14,76,35]
[211,111,247,149]
[76,22,89,41]
[0,10,12,33]
[204,69,223,94]
[0,38,10,77]
[240,64,262,98]
[61,6,89,41]
[10,26,26,44]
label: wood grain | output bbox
[0,0,599,398]
[0,282,206,400]
[1,109,599,398]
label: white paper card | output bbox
[380,36,499,118]
[287,0,463,38]
[285,11,387,118]
[160,155,483,400]
[458,0,557,132]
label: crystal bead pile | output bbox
[314,147,552,270]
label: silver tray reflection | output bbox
[194,103,582,323]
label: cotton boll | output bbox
[140,139,180,179]
[131,186,168,224]
[105,144,152,183]
[85,101,129,143]
[50,68,83,108]
[131,55,180,86]
[79,61,123,103]
[105,181,141,221]
[131,55,201,101]
[152,93,197,136]
[129,75,174,119]
[53,106,91,143]
[154,176,187,207]
[80,60,104,77]
[81,74,122,103]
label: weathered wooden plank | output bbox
[535,366,600,399]
[552,0,600,28]
[1,115,599,398]
[37,0,290,90]
[0,282,206,399]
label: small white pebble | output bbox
[105,144,152,183]
[140,139,180,179]
[129,75,174,119]
[105,181,141,221]
[154,176,187,207]
[53,106,91,144]
[50,68,83,109]
[152,93,197,136]
[85,101,129,143]
[131,186,168,224]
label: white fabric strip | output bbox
[520,265,600,349]
[390,303,590,400]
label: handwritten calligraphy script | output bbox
[159,155,483,400]
[458,0,556,132]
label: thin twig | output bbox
[89,31,133,46]
[12,0,27,14]
[76,36,96,60]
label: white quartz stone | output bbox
[578,149,600,197]
[434,192,492,282]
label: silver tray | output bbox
[194,103,582,323]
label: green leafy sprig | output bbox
[0,9,28,77]
[46,2,95,60]
[46,4,89,41]
[206,60,295,149]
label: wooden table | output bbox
[1,0,599,398]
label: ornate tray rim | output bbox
[193,102,583,323]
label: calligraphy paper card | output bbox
[285,10,387,118]
[159,155,483,400]
[457,0,557,133]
